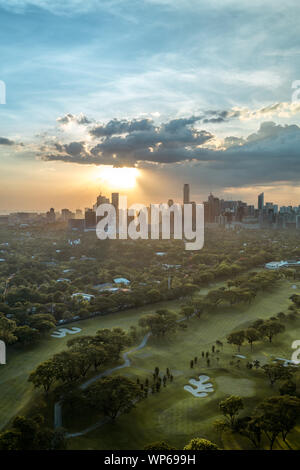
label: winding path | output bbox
[54,311,195,438]
[54,332,152,436]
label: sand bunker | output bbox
[184,375,214,397]
[51,327,82,338]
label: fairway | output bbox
[0,277,231,430]
[0,298,186,430]
[1,277,299,449]
[64,278,300,450]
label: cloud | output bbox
[42,116,215,166]
[57,113,91,126]
[40,117,300,188]
[90,118,155,137]
[199,102,300,124]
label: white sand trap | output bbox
[273,357,299,367]
[184,375,214,397]
[51,327,82,338]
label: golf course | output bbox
[1,274,299,450]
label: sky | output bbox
[1,0,300,210]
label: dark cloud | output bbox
[57,113,91,125]
[90,118,155,137]
[43,116,214,166]
[0,137,14,145]
[41,117,300,187]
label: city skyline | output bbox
[4,186,300,215]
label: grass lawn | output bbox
[0,275,233,430]
[66,279,300,450]
[0,297,191,430]
[1,276,300,450]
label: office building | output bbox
[111,193,119,211]
[183,184,190,204]
[84,208,96,229]
[258,192,264,211]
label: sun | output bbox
[96,166,139,189]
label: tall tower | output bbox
[111,193,119,211]
[183,184,190,204]
[258,192,264,211]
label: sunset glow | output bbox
[95,166,140,190]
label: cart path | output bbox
[54,312,195,437]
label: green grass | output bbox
[66,279,300,450]
[1,277,300,450]
[0,277,231,430]
[0,297,189,430]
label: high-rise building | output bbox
[258,192,264,211]
[46,208,56,223]
[84,208,96,229]
[183,184,190,204]
[97,194,110,206]
[61,208,73,221]
[207,193,220,222]
[111,193,119,211]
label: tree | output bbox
[183,438,219,450]
[227,331,245,352]
[29,359,59,393]
[262,363,293,387]
[237,416,262,449]
[180,305,194,321]
[193,298,214,318]
[279,380,297,396]
[139,309,179,337]
[254,395,300,449]
[244,328,260,351]
[95,328,131,361]
[258,320,285,343]
[15,325,40,345]
[0,415,64,450]
[144,441,177,450]
[0,313,17,344]
[213,419,229,440]
[67,334,109,370]
[146,288,161,303]
[28,314,56,333]
[85,375,143,421]
[0,430,21,450]
[52,351,82,384]
[219,395,244,428]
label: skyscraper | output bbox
[97,194,109,206]
[183,184,190,204]
[46,208,56,223]
[207,193,220,222]
[111,193,119,211]
[258,192,264,211]
[85,208,96,229]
